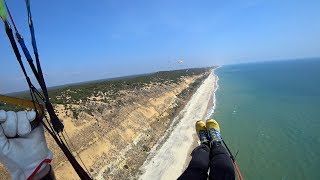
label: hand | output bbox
[0,110,53,180]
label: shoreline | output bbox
[92,70,212,179]
[41,69,213,179]
[206,66,221,119]
[0,68,216,179]
[184,67,221,169]
[139,70,217,179]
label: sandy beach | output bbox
[139,71,217,180]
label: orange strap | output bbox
[233,161,243,180]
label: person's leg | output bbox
[206,119,235,180]
[178,144,210,180]
[178,120,210,180]
[209,143,235,180]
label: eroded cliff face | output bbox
[51,72,210,179]
[0,71,210,179]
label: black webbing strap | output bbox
[5,0,64,133]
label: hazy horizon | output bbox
[3,57,319,94]
[1,0,320,93]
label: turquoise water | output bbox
[213,59,320,180]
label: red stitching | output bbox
[27,159,52,180]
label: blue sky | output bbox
[1,0,320,93]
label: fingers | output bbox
[2,111,17,137]
[26,111,36,122]
[0,111,36,137]
[0,110,8,150]
[16,110,36,137]
[17,111,32,136]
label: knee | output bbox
[210,154,235,179]
[189,145,210,169]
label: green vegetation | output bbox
[1,67,213,118]
[48,67,211,104]
[0,102,25,111]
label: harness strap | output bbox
[222,139,244,180]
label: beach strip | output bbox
[139,70,217,180]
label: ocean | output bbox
[211,59,320,179]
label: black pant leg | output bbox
[178,144,210,180]
[209,143,235,180]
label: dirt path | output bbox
[139,72,216,180]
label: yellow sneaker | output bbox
[195,120,209,144]
[206,119,222,143]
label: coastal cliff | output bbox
[0,68,214,179]
[50,68,212,179]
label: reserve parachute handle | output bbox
[0,95,43,134]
